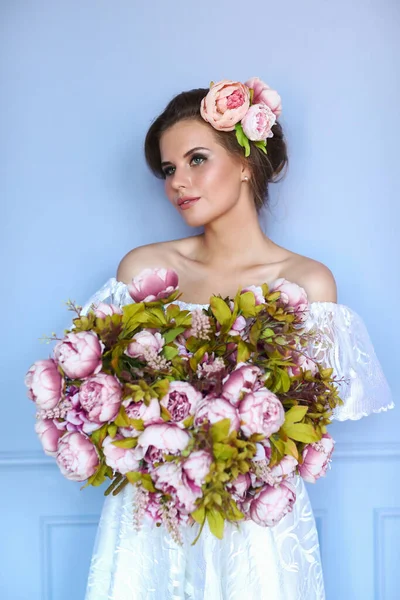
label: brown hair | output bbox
[144,87,289,213]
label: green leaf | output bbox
[210,297,232,327]
[206,508,225,539]
[140,473,156,492]
[284,405,309,425]
[162,345,179,360]
[235,123,251,157]
[237,339,251,363]
[111,437,138,448]
[114,405,131,427]
[254,140,267,154]
[107,424,118,438]
[282,423,320,443]
[191,505,206,524]
[210,418,231,443]
[213,442,237,460]
[238,291,256,316]
[86,462,108,487]
[125,471,141,484]
[129,418,145,431]
[163,327,186,344]
[90,423,109,446]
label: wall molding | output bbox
[374,508,400,600]
[1,442,400,468]
[40,514,99,600]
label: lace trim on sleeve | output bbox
[80,277,134,316]
[305,302,395,421]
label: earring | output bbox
[243,176,249,182]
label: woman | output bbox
[83,79,394,599]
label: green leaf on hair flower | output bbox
[210,418,231,443]
[249,87,254,105]
[282,423,320,444]
[114,405,131,427]
[254,140,267,154]
[235,123,251,157]
[163,327,186,344]
[284,405,309,425]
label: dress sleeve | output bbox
[80,277,134,316]
[304,302,395,421]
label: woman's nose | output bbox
[170,167,191,190]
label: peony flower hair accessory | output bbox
[200,77,282,157]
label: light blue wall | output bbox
[2,2,399,599]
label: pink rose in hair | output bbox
[93,302,123,318]
[221,363,262,406]
[53,331,104,379]
[25,359,63,410]
[200,80,250,132]
[269,278,310,324]
[78,372,122,424]
[250,480,296,526]
[128,267,179,302]
[195,396,240,434]
[239,389,285,438]
[125,330,165,360]
[298,433,335,483]
[160,381,203,426]
[228,473,251,502]
[245,77,282,118]
[103,435,145,474]
[35,418,64,456]
[228,315,247,337]
[269,455,298,484]
[56,431,99,481]
[241,103,277,141]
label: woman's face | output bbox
[159,119,249,225]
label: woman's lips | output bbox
[178,197,200,210]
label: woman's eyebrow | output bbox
[161,147,209,166]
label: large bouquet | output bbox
[25,268,343,545]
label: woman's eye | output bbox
[163,166,175,177]
[191,155,206,166]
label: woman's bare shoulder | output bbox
[116,238,189,284]
[286,253,337,303]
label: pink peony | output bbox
[128,267,179,302]
[200,80,250,132]
[269,455,298,484]
[253,440,272,463]
[125,330,165,360]
[152,462,202,514]
[239,389,285,438]
[120,397,162,437]
[250,480,296,526]
[228,473,251,502]
[92,302,123,318]
[195,396,240,434]
[222,363,262,406]
[103,435,145,474]
[241,103,276,141]
[56,431,99,481]
[245,77,282,118]
[298,433,335,483]
[182,450,212,487]
[78,372,122,425]
[137,423,190,454]
[241,285,265,306]
[160,381,203,425]
[269,278,309,324]
[53,331,104,379]
[35,418,64,456]
[25,359,63,410]
[228,315,247,337]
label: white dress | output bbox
[80,277,394,600]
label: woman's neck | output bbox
[197,207,274,270]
